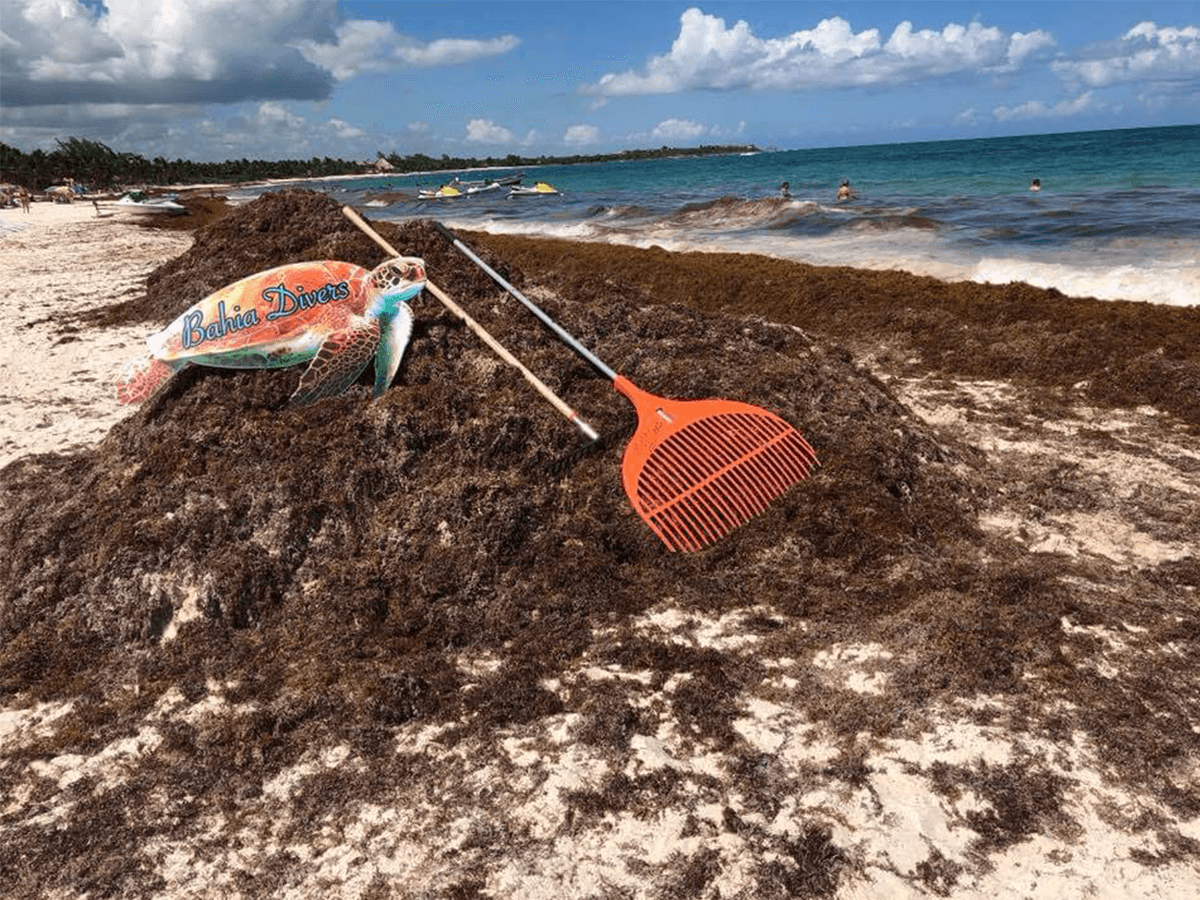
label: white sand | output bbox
[0,201,191,468]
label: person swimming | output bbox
[779,181,791,199]
[837,179,853,201]
[1030,178,1042,192]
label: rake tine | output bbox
[725,459,774,514]
[749,440,795,497]
[681,485,727,546]
[669,507,708,551]
[676,504,718,549]
[674,445,756,531]
[654,507,696,552]
[693,482,739,535]
[693,473,741,527]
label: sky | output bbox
[1,1,1197,161]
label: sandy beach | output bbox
[0,203,193,467]
[1,191,1198,899]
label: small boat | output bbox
[509,182,561,197]
[420,180,509,199]
[100,192,187,215]
[455,173,524,189]
[418,185,464,199]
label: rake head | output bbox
[614,377,819,552]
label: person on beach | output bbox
[779,181,791,199]
[837,179,854,201]
[1030,178,1042,192]
[19,188,31,213]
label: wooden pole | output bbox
[342,206,598,441]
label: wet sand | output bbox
[1,192,1198,899]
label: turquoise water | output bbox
[236,124,1200,305]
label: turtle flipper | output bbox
[116,354,180,405]
[372,303,414,399]
[289,320,380,406]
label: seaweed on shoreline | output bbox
[479,233,1200,428]
[1,191,1196,899]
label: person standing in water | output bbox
[837,179,854,201]
[779,181,791,198]
[1030,178,1042,192]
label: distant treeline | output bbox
[381,143,761,174]
[0,137,367,190]
[0,137,760,191]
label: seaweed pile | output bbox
[481,233,1200,427]
[1,191,1195,898]
[3,192,974,708]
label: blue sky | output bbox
[1,1,1197,161]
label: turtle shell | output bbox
[148,261,371,368]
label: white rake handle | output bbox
[342,206,598,441]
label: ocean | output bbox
[233,124,1200,306]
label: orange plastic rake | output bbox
[435,223,819,552]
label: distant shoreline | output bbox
[1,139,758,194]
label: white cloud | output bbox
[1052,21,1200,89]
[256,102,307,130]
[883,20,1001,68]
[297,20,519,80]
[583,8,1052,96]
[2,0,122,73]
[406,121,430,134]
[329,118,365,139]
[230,102,371,149]
[465,119,513,143]
[626,118,747,145]
[294,19,396,81]
[396,35,520,67]
[1,0,337,106]
[563,124,600,146]
[993,92,1097,121]
[651,119,708,141]
[0,0,519,109]
[1007,30,1057,67]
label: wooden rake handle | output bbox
[342,206,598,441]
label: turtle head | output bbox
[366,256,426,315]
